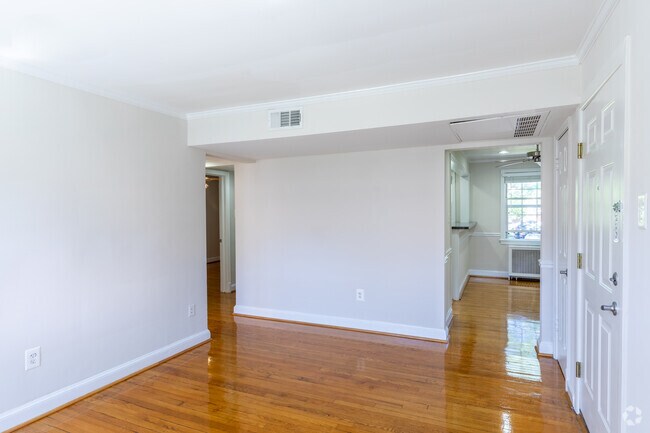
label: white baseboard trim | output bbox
[207,256,220,263]
[453,273,470,300]
[470,232,501,238]
[537,339,555,356]
[468,269,509,278]
[0,329,211,432]
[233,305,447,341]
[445,307,454,330]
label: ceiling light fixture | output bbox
[499,150,509,154]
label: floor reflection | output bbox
[505,314,542,382]
[18,270,587,432]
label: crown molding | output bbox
[186,55,579,120]
[0,58,185,119]
[576,0,621,62]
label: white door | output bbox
[580,64,625,433]
[556,128,570,375]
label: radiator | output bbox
[508,246,541,279]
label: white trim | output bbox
[499,239,541,247]
[233,305,448,341]
[186,56,579,119]
[455,273,470,301]
[446,307,454,329]
[0,330,211,432]
[537,339,555,356]
[500,168,542,243]
[0,58,184,119]
[470,232,501,238]
[619,35,632,432]
[576,0,621,62]
[207,256,220,263]
[538,260,554,269]
[468,269,509,279]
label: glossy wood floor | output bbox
[18,269,587,432]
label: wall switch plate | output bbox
[25,347,41,371]
[356,289,365,302]
[188,304,196,317]
[638,194,647,229]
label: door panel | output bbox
[598,317,613,425]
[580,64,624,433]
[584,301,595,398]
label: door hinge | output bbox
[577,253,583,269]
[577,142,584,159]
[576,361,582,378]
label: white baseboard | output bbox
[207,256,220,263]
[233,305,447,341]
[453,273,470,300]
[0,329,211,432]
[537,339,554,356]
[445,307,454,330]
[468,269,509,278]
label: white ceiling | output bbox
[0,0,602,114]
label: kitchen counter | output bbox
[451,221,476,230]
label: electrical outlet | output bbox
[188,304,196,317]
[356,289,365,302]
[25,347,41,371]
[638,194,647,229]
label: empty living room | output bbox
[2,1,649,432]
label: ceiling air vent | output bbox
[269,109,302,129]
[514,115,542,137]
[448,111,549,142]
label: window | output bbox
[502,171,541,241]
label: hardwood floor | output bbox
[17,269,587,432]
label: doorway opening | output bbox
[446,142,545,355]
[205,163,236,331]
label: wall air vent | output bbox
[269,109,302,129]
[514,115,542,137]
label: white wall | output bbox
[450,230,470,300]
[0,66,209,430]
[579,0,650,427]
[468,160,541,275]
[469,161,509,274]
[449,152,471,300]
[234,146,447,340]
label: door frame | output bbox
[206,168,236,293]
[575,36,631,427]
[553,122,569,363]
[553,119,580,409]
[442,137,553,350]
